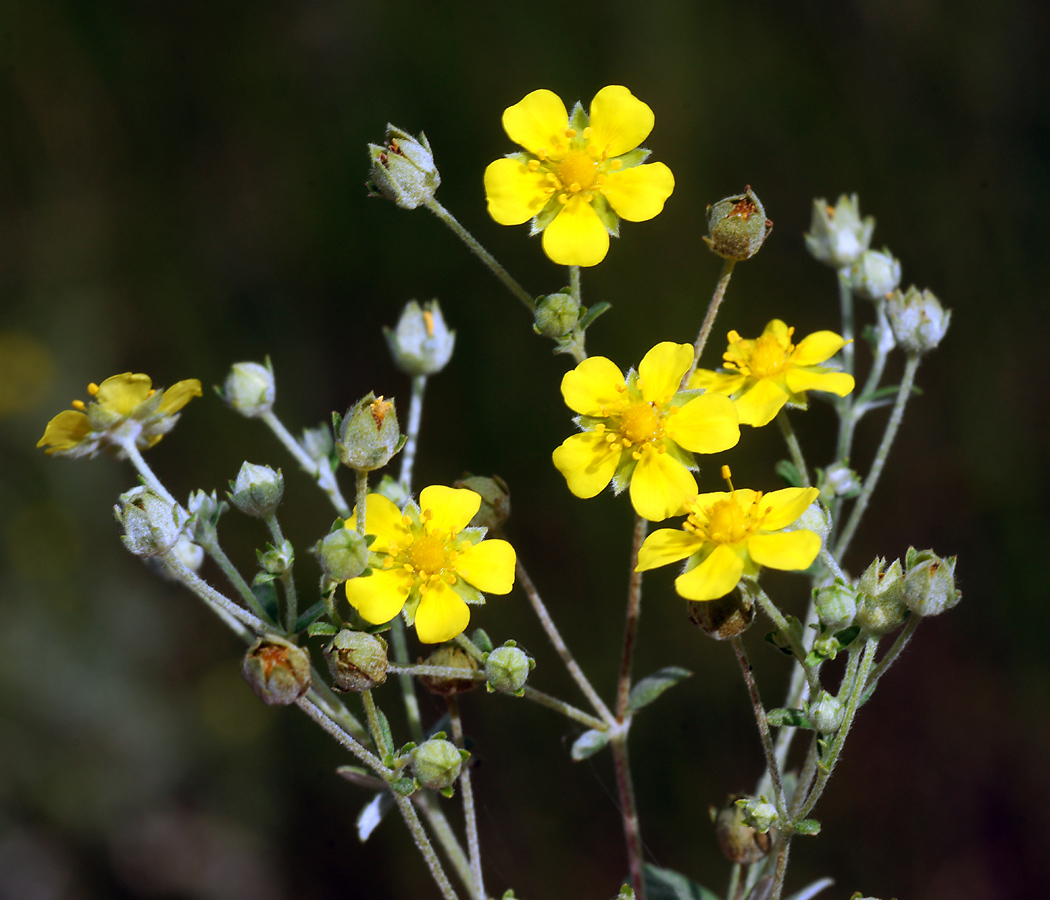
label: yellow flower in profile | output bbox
[636,481,821,601]
[37,373,202,458]
[346,486,516,644]
[690,320,854,427]
[484,85,675,267]
[552,342,740,522]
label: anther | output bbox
[569,181,580,193]
[632,450,642,461]
[582,127,592,138]
[72,399,86,410]
[87,383,99,395]
[609,159,622,170]
[565,128,577,139]
[423,310,435,337]
[594,423,606,433]
[558,195,568,205]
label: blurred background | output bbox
[2,1,1048,898]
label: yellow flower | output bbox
[636,485,822,601]
[345,486,516,644]
[690,320,855,427]
[37,373,202,458]
[484,85,675,267]
[552,342,740,522]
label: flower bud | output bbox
[242,635,312,706]
[384,299,456,376]
[453,474,510,533]
[115,486,185,558]
[367,125,441,210]
[703,187,772,261]
[156,533,205,579]
[221,361,275,418]
[809,691,845,734]
[786,502,831,549]
[819,462,861,501]
[715,795,773,864]
[533,290,580,338]
[885,285,951,354]
[855,557,909,636]
[228,462,284,518]
[815,581,857,631]
[324,629,388,692]
[735,796,779,833]
[410,738,466,791]
[186,489,223,542]
[849,248,901,300]
[902,547,961,616]
[687,590,755,640]
[300,423,334,465]
[484,643,532,695]
[335,393,402,472]
[259,538,294,575]
[419,646,479,695]
[804,194,874,268]
[318,527,370,582]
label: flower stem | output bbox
[768,837,793,900]
[684,257,736,385]
[776,410,810,487]
[265,513,298,632]
[837,267,855,378]
[752,586,819,695]
[118,439,180,509]
[424,198,535,312]
[610,733,646,900]
[194,528,273,623]
[296,693,388,773]
[390,619,425,743]
[520,687,608,731]
[361,689,390,757]
[616,514,648,721]
[834,353,921,559]
[864,615,920,690]
[162,552,271,635]
[448,697,485,900]
[355,470,369,534]
[399,374,428,492]
[415,797,474,894]
[261,410,351,518]
[392,792,461,900]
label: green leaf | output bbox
[576,301,611,332]
[471,628,494,654]
[627,667,692,714]
[793,817,821,835]
[390,777,417,797]
[307,621,338,637]
[570,728,610,761]
[775,459,802,487]
[766,707,814,729]
[251,579,280,619]
[374,707,395,756]
[294,600,327,632]
[642,864,721,900]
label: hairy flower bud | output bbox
[786,502,831,549]
[419,646,479,695]
[324,630,388,692]
[815,581,858,631]
[318,527,370,582]
[715,795,773,864]
[849,248,901,300]
[810,691,845,733]
[886,285,951,354]
[820,462,862,501]
[484,643,532,695]
[704,187,772,260]
[300,423,334,465]
[454,474,510,533]
[228,462,284,518]
[411,739,466,791]
[805,194,874,268]
[336,393,402,472]
[242,635,312,706]
[735,796,779,833]
[687,590,755,640]
[902,547,961,616]
[384,299,456,376]
[533,289,581,338]
[367,125,441,210]
[221,361,275,418]
[115,486,185,558]
[855,557,909,636]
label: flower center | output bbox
[745,334,791,379]
[408,534,449,577]
[703,498,750,544]
[618,402,660,445]
[557,151,599,195]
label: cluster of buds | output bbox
[704,186,772,261]
[854,548,961,636]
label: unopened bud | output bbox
[533,290,581,338]
[384,299,456,376]
[886,285,951,354]
[820,462,861,501]
[704,187,772,260]
[454,474,510,533]
[228,462,284,518]
[186,490,224,542]
[367,125,441,210]
[115,486,184,558]
[849,248,901,300]
[419,646,479,695]
[324,629,388,692]
[815,581,857,631]
[411,738,466,791]
[318,526,370,582]
[902,547,961,617]
[259,538,293,575]
[300,423,334,465]
[715,795,773,864]
[855,557,908,636]
[242,635,312,706]
[688,590,755,640]
[736,796,779,833]
[336,393,402,472]
[810,691,845,733]
[485,643,532,695]
[787,502,831,549]
[221,361,275,418]
[805,194,874,268]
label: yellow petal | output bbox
[759,487,821,530]
[414,581,471,644]
[158,379,203,414]
[602,163,675,222]
[666,392,740,454]
[732,378,789,427]
[629,445,697,521]
[638,342,692,405]
[552,432,621,498]
[761,320,792,347]
[484,158,552,225]
[561,355,628,416]
[688,368,746,395]
[636,527,703,571]
[345,567,411,624]
[36,409,91,453]
[784,367,855,397]
[348,493,408,554]
[542,196,610,267]
[502,89,569,156]
[675,543,746,601]
[684,490,736,524]
[456,539,516,594]
[747,530,820,571]
[420,485,480,534]
[792,330,847,366]
[96,373,153,415]
[588,85,654,158]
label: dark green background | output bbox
[2,1,1048,898]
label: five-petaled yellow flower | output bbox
[484,86,675,267]
[552,342,740,522]
[689,320,855,427]
[346,486,516,644]
[636,484,822,601]
[37,372,202,458]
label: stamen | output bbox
[423,310,434,336]
[569,181,580,193]
[537,149,547,161]
[87,383,99,396]
[558,195,568,205]
[608,159,623,170]
[632,450,642,461]
[565,128,577,139]
[594,423,606,433]
[721,465,734,491]
[528,159,541,171]
[422,509,433,521]
[72,399,86,410]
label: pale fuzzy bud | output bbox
[855,557,909,636]
[903,547,961,616]
[258,538,293,575]
[533,290,581,338]
[810,691,845,733]
[115,486,185,558]
[849,248,901,300]
[166,534,204,573]
[384,299,456,376]
[805,194,875,268]
[715,795,773,864]
[300,424,334,464]
[324,630,388,692]
[786,502,831,549]
[704,187,772,260]
[820,462,862,501]
[410,738,466,791]
[242,635,312,706]
[335,393,401,472]
[228,462,284,518]
[815,581,858,631]
[222,361,275,418]
[484,643,532,695]
[735,796,778,833]
[367,125,441,210]
[318,527,370,582]
[374,474,412,509]
[886,285,951,354]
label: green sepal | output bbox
[668,388,704,407]
[617,886,635,900]
[661,440,696,473]
[775,459,803,487]
[570,728,610,761]
[438,784,456,798]
[531,194,563,235]
[356,791,394,842]
[397,741,418,756]
[805,625,861,666]
[764,614,804,657]
[613,147,651,170]
[568,101,588,134]
[472,628,494,654]
[792,817,821,835]
[450,578,485,606]
[590,192,620,236]
[307,621,339,637]
[627,667,692,714]
[576,302,611,332]
[766,707,814,729]
[458,526,488,544]
[390,777,417,797]
[251,579,280,620]
[611,452,639,495]
[295,600,328,632]
[373,707,395,755]
[642,864,721,900]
